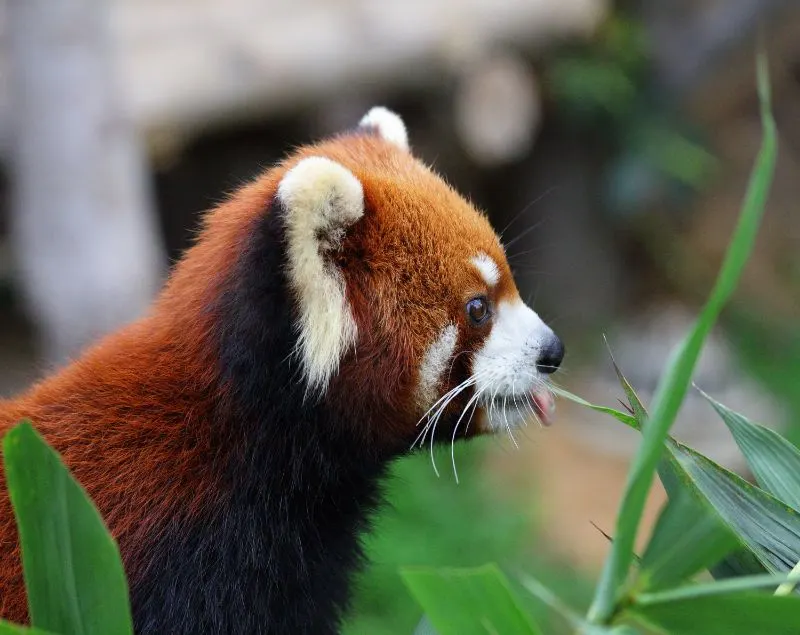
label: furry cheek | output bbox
[414,323,459,412]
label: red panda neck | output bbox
[124,203,393,633]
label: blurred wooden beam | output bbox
[0,0,607,157]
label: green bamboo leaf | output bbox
[668,439,800,575]
[588,51,777,623]
[636,570,800,603]
[593,322,750,597]
[775,560,800,596]
[3,422,133,635]
[400,564,541,635]
[605,344,648,427]
[518,575,644,634]
[550,386,638,430]
[710,547,768,580]
[601,356,683,503]
[699,389,800,510]
[607,372,745,587]
[413,616,439,635]
[563,359,772,586]
[561,380,772,584]
[518,573,587,630]
[640,487,738,590]
[0,622,56,635]
[628,592,800,635]
[580,626,642,635]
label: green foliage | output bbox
[0,622,55,635]
[638,484,738,591]
[343,443,592,634]
[727,316,800,447]
[589,48,777,624]
[399,385,800,634]
[547,14,647,122]
[2,422,133,635]
[667,438,800,576]
[547,11,716,212]
[401,565,541,635]
[629,591,800,635]
[399,53,800,634]
[703,391,800,509]
[549,58,637,119]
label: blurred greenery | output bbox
[385,49,797,635]
[546,12,716,217]
[343,440,593,634]
[727,314,800,446]
[400,564,542,635]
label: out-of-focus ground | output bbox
[1,0,800,628]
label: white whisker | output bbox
[451,390,483,484]
[502,391,519,449]
[412,376,478,451]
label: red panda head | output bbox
[264,107,563,452]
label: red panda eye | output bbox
[466,297,491,326]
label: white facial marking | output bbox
[471,252,500,287]
[471,299,555,430]
[416,324,458,409]
[278,156,364,394]
[359,107,409,151]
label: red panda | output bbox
[0,108,563,634]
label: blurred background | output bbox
[1,0,799,632]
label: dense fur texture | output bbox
[0,109,562,633]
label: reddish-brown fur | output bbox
[0,131,515,623]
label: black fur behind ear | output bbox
[276,156,364,394]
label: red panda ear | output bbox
[358,107,409,151]
[277,157,363,393]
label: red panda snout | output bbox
[408,258,562,447]
[470,298,561,432]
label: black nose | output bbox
[536,335,564,374]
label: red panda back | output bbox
[0,318,224,623]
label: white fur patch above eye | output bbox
[471,253,500,287]
[278,156,365,394]
[416,323,458,410]
[359,106,409,151]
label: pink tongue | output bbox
[532,392,555,426]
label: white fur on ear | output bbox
[278,156,364,394]
[359,106,409,151]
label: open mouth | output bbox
[531,391,555,426]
